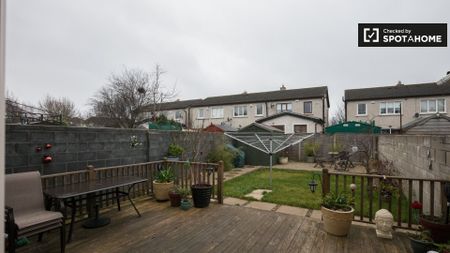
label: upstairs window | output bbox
[211,107,224,118]
[175,111,183,119]
[233,106,248,117]
[420,99,446,113]
[380,102,401,115]
[304,101,312,113]
[357,103,367,116]
[255,104,264,116]
[197,109,205,119]
[276,103,292,113]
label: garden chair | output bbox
[5,171,65,253]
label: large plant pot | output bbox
[321,206,354,236]
[420,217,450,243]
[169,192,181,207]
[166,156,180,161]
[153,181,174,201]
[409,237,436,253]
[306,156,315,163]
[191,184,212,208]
[279,156,288,164]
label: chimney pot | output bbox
[280,84,287,90]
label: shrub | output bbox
[155,166,174,183]
[322,192,353,211]
[304,143,320,156]
[207,145,236,171]
[168,143,184,157]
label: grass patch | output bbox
[224,168,411,221]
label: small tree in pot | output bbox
[321,192,354,236]
[167,143,184,161]
[304,143,319,163]
[177,187,192,211]
[186,160,214,208]
[153,166,174,201]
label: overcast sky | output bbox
[5,0,450,116]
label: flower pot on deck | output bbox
[169,191,181,207]
[153,181,174,201]
[306,156,315,163]
[321,206,354,236]
[180,199,192,210]
[409,237,436,253]
[420,217,450,243]
[191,184,212,208]
[279,156,288,164]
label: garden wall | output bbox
[6,124,224,175]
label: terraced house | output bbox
[155,85,330,133]
[344,73,450,133]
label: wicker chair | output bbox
[5,171,65,253]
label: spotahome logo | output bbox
[358,23,447,47]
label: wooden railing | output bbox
[41,160,223,216]
[322,168,450,230]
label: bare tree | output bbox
[39,95,77,122]
[330,101,346,125]
[90,65,176,128]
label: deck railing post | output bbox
[217,160,224,204]
[87,165,96,181]
[322,168,330,197]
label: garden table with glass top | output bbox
[44,176,148,243]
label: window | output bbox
[255,104,264,116]
[379,101,401,115]
[420,99,446,113]
[304,101,312,113]
[294,125,307,133]
[357,103,367,115]
[211,107,224,118]
[276,103,292,113]
[197,109,205,119]
[175,111,183,119]
[233,105,247,117]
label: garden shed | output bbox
[325,121,381,134]
[402,114,450,135]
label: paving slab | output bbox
[276,205,308,217]
[246,201,277,211]
[223,197,249,206]
[244,189,272,200]
[309,210,322,220]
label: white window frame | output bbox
[276,103,292,113]
[175,110,183,120]
[356,103,367,116]
[210,107,224,119]
[303,101,312,114]
[233,105,248,117]
[197,108,206,119]
[379,101,402,115]
[255,104,264,116]
[420,98,446,114]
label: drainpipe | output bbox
[322,96,325,133]
[265,102,269,117]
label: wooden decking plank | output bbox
[261,215,300,253]
[275,216,306,252]
[287,218,316,252]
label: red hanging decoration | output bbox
[35,147,42,152]
[43,155,53,164]
[45,143,52,149]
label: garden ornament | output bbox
[374,209,394,239]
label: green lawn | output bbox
[224,168,411,222]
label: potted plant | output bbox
[167,143,184,161]
[321,192,354,236]
[409,201,437,253]
[178,187,192,211]
[187,160,213,208]
[153,166,174,201]
[278,149,289,164]
[419,182,450,243]
[304,143,319,163]
[169,186,182,207]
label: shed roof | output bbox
[255,111,324,124]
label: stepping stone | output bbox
[246,201,277,211]
[224,197,248,206]
[276,205,308,217]
[244,189,272,201]
[309,210,322,220]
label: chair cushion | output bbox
[15,210,63,230]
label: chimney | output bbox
[280,84,287,90]
[396,81,403,86]
[437,71,450,85]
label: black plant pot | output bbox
[409,237,436,253]
[191,184,212,208]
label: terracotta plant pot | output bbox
[191,184,212,208]
[169,192,181,207]
[279,156,288,164]
[420,217,450,243]
[409,237,436,253]
[152,181,174,201]
[321,206,354,236]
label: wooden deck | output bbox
[17,198,412,253]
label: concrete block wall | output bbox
[6,124,225,175]
[378,134,450,215]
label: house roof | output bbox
[255,111,324,124]
[158,99,203,111]
[402,114,450,130]
[157,86,329,110]
[204,123,237,132]
[239,122,285,133]
[345,80,450,102]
